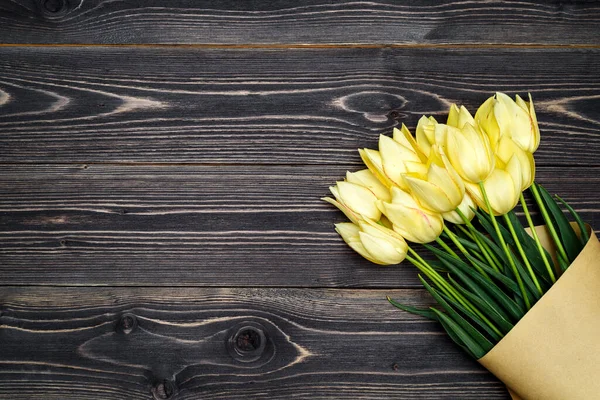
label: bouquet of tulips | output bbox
[323,93,600,400]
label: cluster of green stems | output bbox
[397,181,587,355]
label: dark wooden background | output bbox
[1,1,599,399]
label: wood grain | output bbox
[0,164,597,287]
[0,0,598,45]
[0,47,599,165]
[0,287,510,399]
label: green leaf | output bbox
[448,276,514,334]
[418,276,494,352]
[439,293,502,343]
[507,251,541,303]
[465,255,520,296]
[556,195,589,246]
[505,212,554,288]
[536,183,583,262]
[386,296,438,320]
[430,308,486,359]
[436,250,524,322]
[432,308,476,359]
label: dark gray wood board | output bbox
[0,287,510,399]
[0,0,598,45]
[0,47,599,165]
[0,164,597,287]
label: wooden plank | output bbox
[0,164,597,287]
[0,287,510,399]
[0,0,598,45]
[1,47,599,165]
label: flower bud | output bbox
[358,148,394,188]
[322,180,382,223]
[496,136,535,191]
[404,147,465,213]
[447,104,475,129]
[346,169,392,203]
[335,220,408,265]
[415,116,438,157]
[466,155,522,216]
[475,92,540,153]
[439,123,495,183]
[377,187,444,243]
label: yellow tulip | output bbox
[378,134,422,189]
[442,192,477,224]
[376,125,428,190]
[377,186,444,243]
[466,155,522,216]
[514,93,541,153]
[346,169,392,203]
[322,180,382,223]
[496,136,535,190]
[447,104,476,129]
[335,220,408,265]
[404,146,465,213]
[415,116,438,157]
[475,95,501,149]
[358,148,394,188]
[437,123,495,184]
[475,92,540,153]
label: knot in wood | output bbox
[42,0,67,13]
[117,313,137,334]
[227,322,269,363]
[152,380,175,400]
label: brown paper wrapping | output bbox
[478,224,600,400]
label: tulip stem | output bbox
[455,208,502,273]
[479,182,532,310]
[530,182,570,264]
[442,225,491,280]
[406,248,503,338]
[520,193,556,283]
[503,213,544,295]
[455,225,487,264]
[435,237,459,259]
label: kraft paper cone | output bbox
[479,224,600,400]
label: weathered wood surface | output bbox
[0,0,599,45]
[0,164,597,287]
[0,287,509,399]
[0,47,599,165]
[1,1,598,398]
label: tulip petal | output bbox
[346,169,392,202]
[443,193,477,224]
[359,231,406,265]
[323,196,360,224]
[359,148,394,188]
[447,104,460,127]
[381,202,444,243]
[336,181,381,221]
[405,176,455,213]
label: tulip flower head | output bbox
[377,186,444,244]
[346,169,392,203]
[496,136,535,191]
[323,180,383,223]
[447,104,476,129]
[415,116,438,157]
[404,146,465,214]
[437,123,495,184]
[377,125,428,190]
[335,220,408,265]
[466,155,522,216]
[476,92,540,153]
